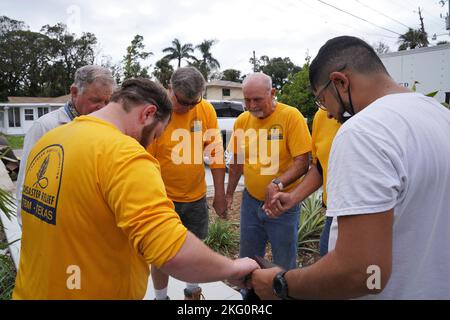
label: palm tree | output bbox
[194,39,221,80]
[162,38,195,68]
[398,28,429,51]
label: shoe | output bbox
[184,287,205,300]
[154,296,170,300]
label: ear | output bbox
[70,85,78,98]
[270,88,276,98]
[329,72,350,93]
[140,104,158,124]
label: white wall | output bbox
[381,45,450,103]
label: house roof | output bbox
[5,95,70,104]
[206,80,243,89]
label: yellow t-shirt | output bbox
[311,109,341,205]
[229,103,312,201]
[147,100,224,203]
[13,116,187,300]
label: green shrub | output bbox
[298,192,326,254]
[2,135,24,150]
[0,173,18,300]
[204,218,239,256]
[0,250,16,300]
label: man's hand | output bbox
[250,267,284,300]
[225,193,234,211]
[227,258,261,288]
[213,194,227,219]
[264,183,280,216]
[263,192,296,218]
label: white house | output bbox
[205,80,243,102]
[0,95,69,135]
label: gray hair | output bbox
[242,73,272,91]
[170,67,205,100]
[73,65,116,93]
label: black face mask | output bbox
[333,83,355,124]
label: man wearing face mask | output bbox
[226,73,311,275]
[250,36,450,300]
[147,67,227,300]
[13,78,259,299]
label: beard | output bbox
[139,121,160,148]
[249,110,265,119]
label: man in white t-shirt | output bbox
[250,36,450,300]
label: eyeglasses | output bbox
[314,65,347,111]
[314,79,332,111]
[174,92,202,108]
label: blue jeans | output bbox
[239,189,300,270]
[319,216,333,256]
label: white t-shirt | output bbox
[326,92,450,299]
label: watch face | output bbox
[273,272,287,298]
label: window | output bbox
[210,101,244,118]
[222,88,231,97]
[8,107,21,127]
[446,92,450,105]
[24,109,34,121]
[38,107,49,118]
[0,112,4,128]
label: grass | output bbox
[204,218,239,256]
[2,135,24,150]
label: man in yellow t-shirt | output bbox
[226,73,311,272]
[13,78,259,300]
[264,108,341,256]
[147,67,227,300]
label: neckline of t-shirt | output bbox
[75,115,122,132]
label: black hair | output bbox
[309,36,389,91]
[110,78,172,119]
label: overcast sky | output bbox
[2,0,449,75]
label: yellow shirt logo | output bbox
[22,144,64,225]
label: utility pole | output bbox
[447,0,450,30]
[252,51,257,72]
[439,0,449,30]
[418,7,426,33]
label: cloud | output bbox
[2,0,448,75]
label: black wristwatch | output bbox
[273,271,295,300]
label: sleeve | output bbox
[311,111,320,165]
[204,103,225,169]
[326,129,405,217]
[16,122,48,217]
[99,145,188,268]
[287,108,312,158]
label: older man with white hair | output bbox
[226,73,312,273]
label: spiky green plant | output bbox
[0,154,18,300]
[298,193,326,254]
[204,218,239,256]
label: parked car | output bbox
[205,100,245,170]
